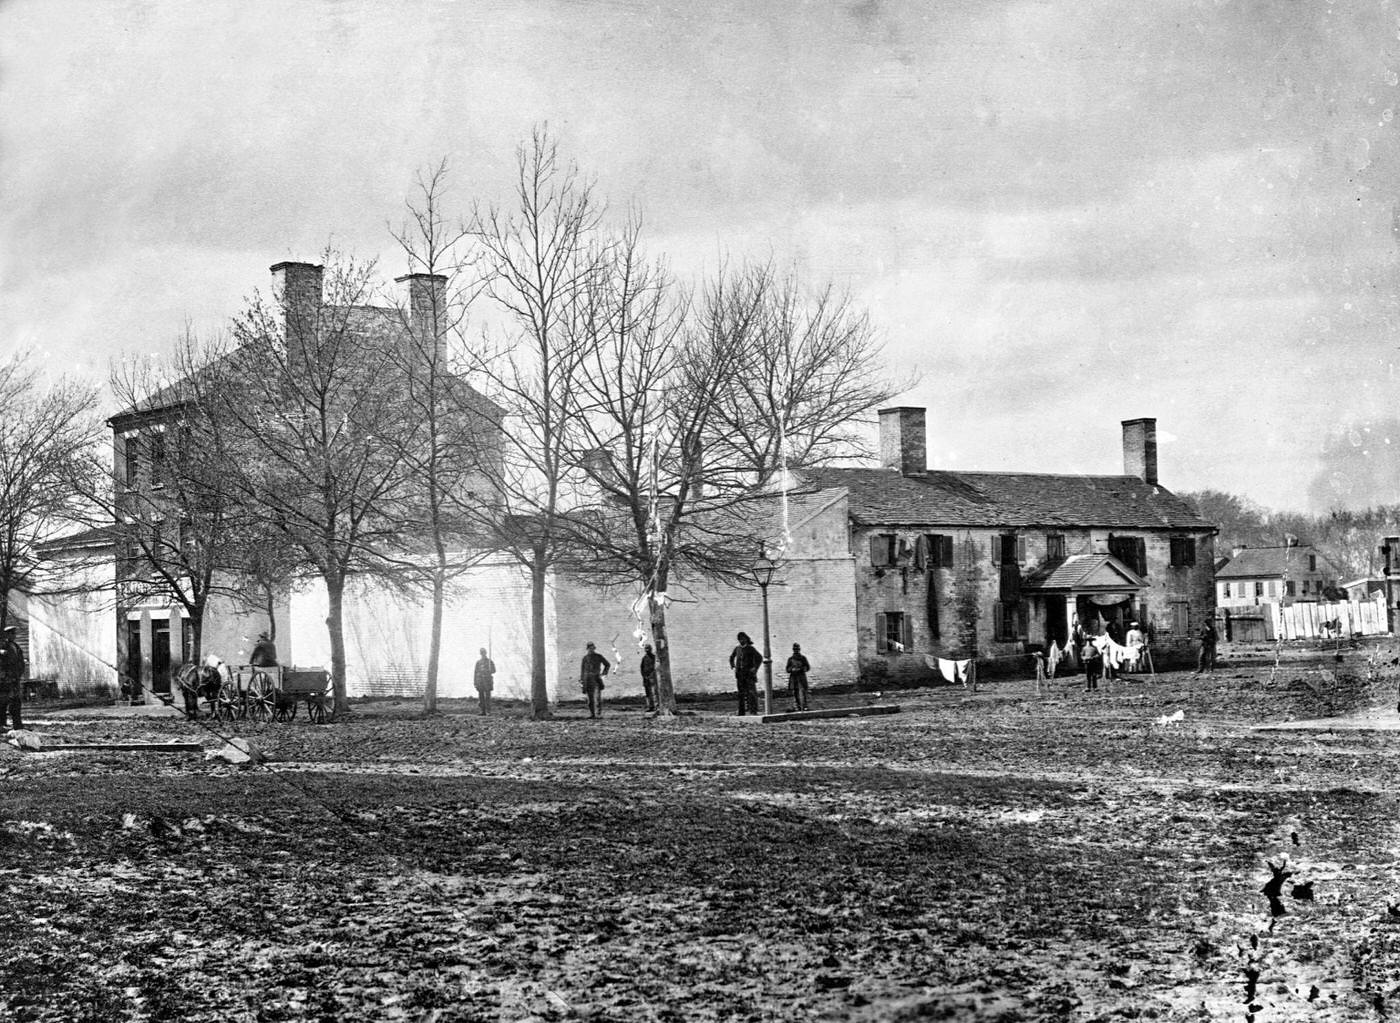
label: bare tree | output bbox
[571,256,895,715]
[464,128,606,719]
[387,160,498,714]
[0,352,104,630]
[211,254,422,717]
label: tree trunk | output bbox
[190,613,203,665]
[529,556,552,719]
[424,567,444,716]
[326,575,349,717]
[650,594,678,717]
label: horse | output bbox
[176,656,226,719]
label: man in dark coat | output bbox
[785,643,811,712]
[729,632,762,716]
[639,643,658,712]
[473,648,496,716]
[1195,621,1218,675]
[0,626,26,732]
[579,642,610,718]
[249,631,279,668]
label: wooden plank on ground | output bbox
[761,704,901,724]
[28,742,205,753]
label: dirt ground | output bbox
[5,648,1400,1022]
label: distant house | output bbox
[1215,544,1340,608]
[1342,577,1387,602]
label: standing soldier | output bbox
[579,642,610,718]
[0,626,25,732]
[728,632,761,716]
[1195,620,1219,675]
[639,643,658,713]
[473,647,496,716]
[785,643,811,712]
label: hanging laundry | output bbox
[913,534,927,571]
[1046,642,1061,679]
[954,658,972,684]
[937,658,959,684]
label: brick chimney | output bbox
[270,262,323,360]
[879,407,926,476]
[396,273,448,361]
[1121,418,1158,485]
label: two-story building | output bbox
[1215,544,1341,608]
[796,409,1217,680]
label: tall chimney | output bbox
[879,407,927,476]
[396,273,448,361]
[270,262,323,362]
[1121,417,1158,485]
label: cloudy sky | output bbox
[2,0,1397,512]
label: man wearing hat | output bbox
[0,625,26,732]
[579,642,610,718]
[784,642,812,712]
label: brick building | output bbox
[1215,544,1341,608]
[794,409,1217,681]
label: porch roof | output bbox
[1020,554,1148,592]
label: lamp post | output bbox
[751,547,779,717]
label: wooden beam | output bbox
[760,704,901,724]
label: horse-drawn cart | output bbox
[178,662,332,724]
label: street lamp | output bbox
[750,546,780,716]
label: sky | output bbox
[2,0,1398,513]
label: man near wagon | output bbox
[0,626,25,732]
[580,642,610,719]
[249,631,279,668]
[729,632,762,716]
[473,647,496,716]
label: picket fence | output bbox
[1269,593,1390,641]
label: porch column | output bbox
[139,611,153,704]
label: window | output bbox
[1302,579,1310,595]
[149,432,167,488]
[124,439,139,487]
[1169,536,1196,568]
[1108,535,1147,576]
[1220,582,1230,599]
[1045,533,1066,561]
[990,533,1025,565]
[1266,580,1276,597]
[1309,555,1317,572]
[869,533,896,567]
[924,533,955,567]
[1255,581,1264,597]
[992,601,1026,641]
[875,611,911,653]
[1285,580,1296,597]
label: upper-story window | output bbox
[1168,536,1196,568]
[869,533,897,567]
[149,432,167,489]
[1045,533,1066,561]
[1108,534,1147,577]
[124,438,139,488]
[1308,554,1317,572]
[924,533,954,567]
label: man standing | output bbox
[1196,620,1218,675]
[639,643,658,713]
[579,642,610,718]
[473,648,496,716]
[785,643,811,712]
[0,626,26,732]
[729,632,761,716]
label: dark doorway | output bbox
[125,620,142,699]
[1045,598,1068,647]
[151,620,172,696]
[1076,596,1135,636]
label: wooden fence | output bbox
[1270,594,1390,641]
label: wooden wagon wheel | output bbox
[272,692,296,723]
[213,677,240,722]
[244,670,275,723]
[306,690,331,725]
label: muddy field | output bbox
[4,653,1400,1022]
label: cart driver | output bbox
[249,631,279,668]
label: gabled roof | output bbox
[1021,554,1149,592]
[1216,546,1330,579]
[794,467,1212,531]
[35,524,119,554]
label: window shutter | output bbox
[902,613,913,651]
[991,535,1002,564]
[875,613,888,652]
[1016,536,1027,563]
[1017,602,1029,639]
[992,601,1004,641]
[940,534,954,567]
[870,535,887,567]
